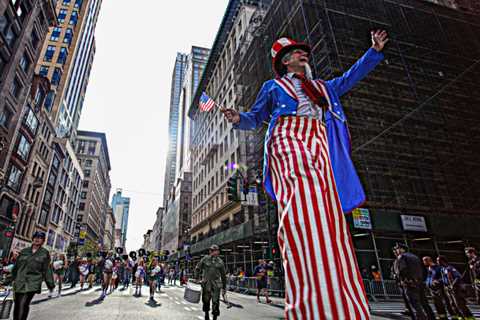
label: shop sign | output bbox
[352,208,372,230]
[401,215,427,232]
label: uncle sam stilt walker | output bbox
[222,30,388,319]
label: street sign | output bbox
[400,215,427,232]
[352,208,372,230]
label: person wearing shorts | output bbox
[78,258,90,290]
[134,259,145,297]
[87,259,96,289]
[148,257,161,302]
[52,254,68,297]
[100,252,114,299]
[254,260,271,304]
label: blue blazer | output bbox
[233,48,384,213]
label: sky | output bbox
[79,0,229,251]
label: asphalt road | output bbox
[18,284,286,320]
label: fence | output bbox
[226,276,285,297]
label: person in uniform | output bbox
[393,243,435,320]
[5,231,55,320]
[422,256,458,320]
[465,247,480,304]
[195,245,227,320]
[221,30,388,319]
[437,256,475,320]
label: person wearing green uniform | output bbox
[6,231,55,320]
[195,245,227,320]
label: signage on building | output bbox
[400,215,427,232]
[243,186,258,206]
[352,208,372,230]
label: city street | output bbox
[21,283,480,320]
[24,284,285,320]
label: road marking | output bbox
[184,307,192,311]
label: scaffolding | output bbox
[235,0,480,273]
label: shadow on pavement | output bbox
[85,297,104,307]
[145,299,161,308]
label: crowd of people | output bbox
[391,243,479,320]
[0,231,192,320]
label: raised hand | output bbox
[371,30,389,52]
[220,107,240,124]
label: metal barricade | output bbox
[226,276,285,297]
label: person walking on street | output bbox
[393,243,435,320]
[157,263,165,292]
[254,259,272,304]
[122,256,133,289]
[51,253,67,297]
[87,259,96,289]
[148,257,161,302]
[4,231,55,320]
[422,256,458,320]
[100,251,114,299]
[78,258,90,290]
[465,247,480,304]
[134,259,145,297]
[221,29,389,320]
[68,256,79,289]
[195,245,227,320]
[437,256,475,320]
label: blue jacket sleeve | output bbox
[326,47,384,97]
[233,82,271,130]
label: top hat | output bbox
[271,37,311,76]
[32,231,46,239]
[209,244,220,251]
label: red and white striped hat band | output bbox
[271,37,311,76]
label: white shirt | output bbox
[286,73,322,120]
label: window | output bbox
[0,108,13,128]
[19,53,30,73]
[4,19,17,47]
[87,141,96,155]
[63,28,73,45]
[44,45,55,62]
[24,108,38,134]
[52,155,60,169]
[85,159,92,167]
[63,0,71,5]
[51,68,62,85]
[78,202,85,211]
[34,86,45,108]
[74,0,82,8]
[31,29,39,49]
[50,27,61,41]
[44,91,54,112]
[57,47,67,64]
[16,135,31,161]
[82,180,89,188]
[0,55,6,74]
[10,78,22,98]
[47,172,56,187]
[7,165,23,191]
[84,169,90,177]
[80,191,87,199]
[69,11,78,25]
[58,9,68,23]
[39,65,49,77]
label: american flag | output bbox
[199,92,215,112]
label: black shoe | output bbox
[204,312,210,320]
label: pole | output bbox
[371,232,388,298]
[266,196,273,259]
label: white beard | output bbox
[304,63,313,80]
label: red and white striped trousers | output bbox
[269,116,370,320]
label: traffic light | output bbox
[227,175,239,202]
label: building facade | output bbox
[162,53,187,208]
[102,206,114,251]
[0,0,57,257]
[185,0,269,271]
[75,130,111,245]
[232,0,480,277]
[161,46,209,254]
[150,206,164,251]
[111,188,129,249]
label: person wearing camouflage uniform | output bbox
[195,245,226,320]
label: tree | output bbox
[77,240,99,258]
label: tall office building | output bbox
[35,0,101,138]
[0,0,57,256]
[162,53,187,208]
[161,46,209,253]
[111,189,130,249]
[75,130,111,244]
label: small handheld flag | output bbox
[199,92,215,112]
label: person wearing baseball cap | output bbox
[221,30,388,319]
[3,231,54,320]
[195,244,226,320]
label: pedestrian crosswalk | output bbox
[370,301,480,319]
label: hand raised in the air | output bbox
[220,107,240,124]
